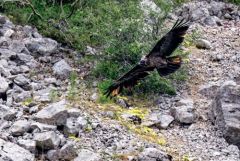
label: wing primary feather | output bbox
[171,19,180,29]
[177,20,190,29]
[172,19,189,30]
[172,18,184,30]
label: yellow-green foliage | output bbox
[68,134,81,142]
[182,154,193,161]
[22,98,33,106]
[101,103,166,146]
[183,29,201,48]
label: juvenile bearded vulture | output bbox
[105,19,190,98]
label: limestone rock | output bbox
[17,139,36,153]
[196,39,211,49]
[0,138,34,161]
[74,149,101,161]
[171,99,197,124]
[11,120,31,136]
[211,82,240,148]
[136,148,172,161]
[53,59,72,79]
[0,104,17,120]
[24,37,58,55]
[34,131,61,150]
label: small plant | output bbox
[68,134,81,142]
[22,97,34,106]
[182,154,193,161]
[67,71,78,101]
[49,89,60,102]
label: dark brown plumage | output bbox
[105,19,190,98]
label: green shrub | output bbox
[227,0,240,4]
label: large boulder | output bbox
[211,81,240,148]
[33,100,81,125]
[23,37,58,55]
[34,131,61,150]
[53,59,72,79]
[0,138,34,161]
[171,98,197,124]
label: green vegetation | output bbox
[49,89,60,102]
[0,0,189,99]
[67,71,78,101]
[227,0,240,4]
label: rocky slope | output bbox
[0,0,240,161]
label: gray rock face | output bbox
[53,59,72,78]
[64,116,88,135]
[121,112,142,124]
[33,100,69,125]
[0,104,17,120]
[64,117,80,135]
[196,39,211,49]
[0,76,8,93]
[136,148,172,161]
[199,81,221,99]
[11,119,31,136]
[33,88,54,103]
[17,139,36,153]
[14,74,31,90]
[191,8,210,21]
[204,16,221,26]
[46,150,59,161]
[211,82,240,148]
[24,37,58,55]
[59,141,78,160]
[34,131,61,150]
[30,121,57,132]
[171,99,197,124]
[74,149,101,161]
[143,113,174,129]
[0,138,34,161]
[209,1,224,16]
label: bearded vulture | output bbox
[105,19,190,98]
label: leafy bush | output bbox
[227,0,240,4]
[0,0,188,99]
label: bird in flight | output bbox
[105,19,190,98]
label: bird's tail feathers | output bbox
[157,56,182,76]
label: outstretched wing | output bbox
[157,56,182,76]
[105,65,154,98]
[147,19,190,58]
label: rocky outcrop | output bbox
[211,81,240,148]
